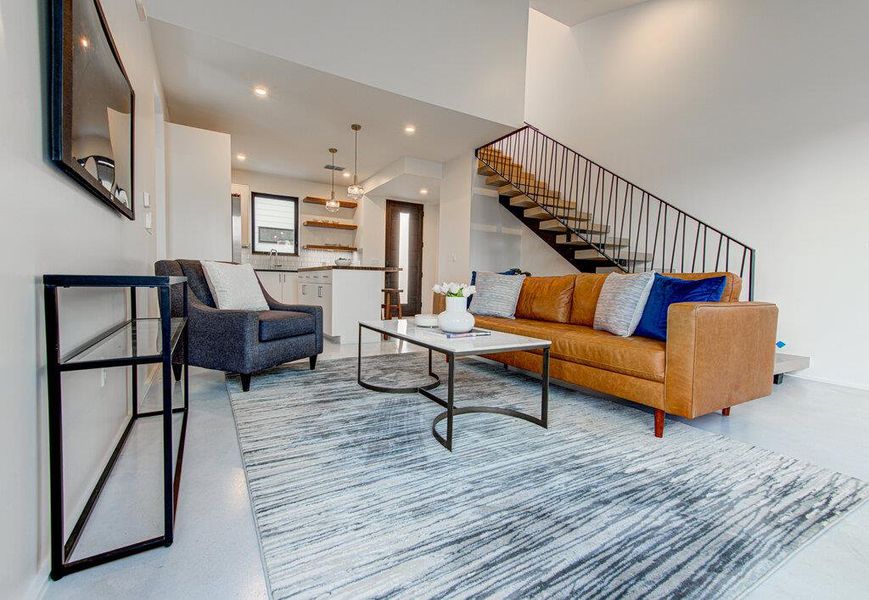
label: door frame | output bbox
[385,199,424,316]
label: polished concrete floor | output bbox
[42,339,869,599]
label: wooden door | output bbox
[385,200,424,316]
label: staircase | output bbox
[476,124,755,299]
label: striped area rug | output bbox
[227,354,867,599]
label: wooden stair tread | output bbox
[556,234,629,247]
[575,249,652,262]
[523,206,591,221]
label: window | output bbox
[251,192,299,255]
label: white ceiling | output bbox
[149,20,511,185]
[530,0,650,26]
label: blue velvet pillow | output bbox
[634,274,727,341]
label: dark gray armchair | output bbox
[155,259,323,391]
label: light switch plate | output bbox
[145,211,152,232]
[143,191,150,208]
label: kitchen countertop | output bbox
[297,265,400,272]
[253,267,299,272]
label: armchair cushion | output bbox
[201,261,269,311]
[259,310,317,341]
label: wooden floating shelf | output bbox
[303,244,358,252]
[303,220,358,230]
[303,196,357,209]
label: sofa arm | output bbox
[188,303,261,367]
[664,302,778,418]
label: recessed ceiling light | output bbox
[253,86,269,98]
[404,125,416,134]
[419,188,428,195]
[80,37,89,48]
[342,171,351,178]
[236,153,246,161]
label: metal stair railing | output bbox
[476,124,755,300]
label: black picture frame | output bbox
[49,0,136,220]
[251,192,300,256]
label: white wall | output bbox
[525,2,869,389]
[144,0,529,126]
[166,123,232,261]
[470,187,578,277]
[438,154,475,283]
[0,0,166,597]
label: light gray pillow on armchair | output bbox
[201,261,270,311]
[469,272,526,318]
[593,271,655,336]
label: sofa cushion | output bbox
[475,315,666,382]
[635,273,727,341]
[569,273,607,326]
[469,272,526,318]
[514,275,575,323]
[259,310,316,342]
[593,272,655,336]
[666,272,741,302]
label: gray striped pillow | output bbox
[593,272,655,336]
[469,272,526,318]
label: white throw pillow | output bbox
[593,272,655,336]
[201,262,269,311]
[469,272,526,319]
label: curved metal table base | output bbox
[432,406,546,451]
[358,372,441,394]
[357,322,550,452]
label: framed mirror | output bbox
[251,192,299,255]
[49,0,135,219]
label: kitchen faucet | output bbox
[269,248,281,269]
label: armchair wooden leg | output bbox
[310,355,317,370]
[722,407,731,416]
[240,373,251,392]
[654,409,665,438]
[172,363,182,382]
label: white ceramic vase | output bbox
[438,296,475,333]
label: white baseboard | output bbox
[26,565,49,600]
[788,371,869,392]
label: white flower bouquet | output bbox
[432,282,476,298]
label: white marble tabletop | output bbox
[359,319,550,356]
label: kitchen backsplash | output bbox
[241,247,360,269]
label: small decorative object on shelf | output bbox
[432,282,476,333]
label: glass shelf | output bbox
[61,318,186,369]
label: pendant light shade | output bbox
[326,148,340,213]
[347,124,364,200]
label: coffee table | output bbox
[357,319,551,451]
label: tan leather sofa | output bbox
[438,272,777,437]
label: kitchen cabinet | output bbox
[255,270,298,304]
[297,268,391,343]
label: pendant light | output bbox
[326,148,340,213]
[347,123,364,200]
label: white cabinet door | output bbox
[282,274,299,304]
[257,271,282,301]
[316,283,333,336]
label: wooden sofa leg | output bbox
[654,409,665,438]
[310,355,318,370]
[240,373,251,392]
[722,407,731,416]
[172,363,182,382]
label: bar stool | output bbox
[382,288,403,320]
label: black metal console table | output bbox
[43,274,189,579]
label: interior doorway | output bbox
[385,200,424,316]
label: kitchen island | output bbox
[297,266,399,343]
